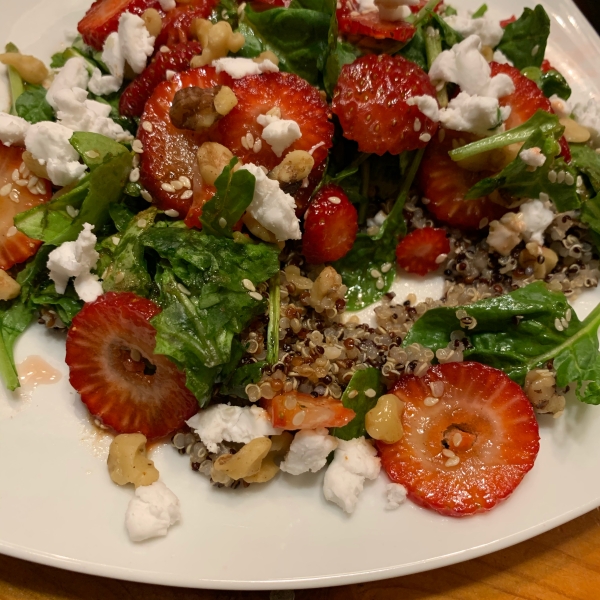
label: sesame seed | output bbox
[11,169,19,182]
[478,217,489,229]
[160,45,170,52]
[137,218,147,228]
[557,170,566,184]
[329,196,341,204]
[179,175,191,189]
[364,388,376,398]
[132,140,144,153]
[112,236,120,245]
[249,291,263,301]
[253,138,262,153]
[370,269,381,278]
[424,397,439,406]
[35,182,46,195]
[171,180,183,190]
[165,209,179,218]
[419,133,432,143]
[376,277,385,290]
[6,226,17,238]
[177,283,191,295]
[442,449,455,458]
[435,253,447,264]
[9,190,19,203]
[531,44,540,56]
[115,272,125,284]
[565,172,574,186]
[85,150,100,159]
[161,182,176,192]
[292,410,306,426]
[245,132,254,147]
[0,183,12,196]
[166,69,176,81]
[348,389,358,399]
[561,317,569,329]
[242,279,256,292]
[141,189,152,202]
[241,135,249,150]
[555,318,564,332]
[218,217,227,228]
[566,309,572,322]
[142,121,153,133]
[28,176,38,188]
[181,190,193,200]
[129,167,140,183]
[66,205,79,218]
[445,456,460,467]
[381,262,392,273]
[548,170,557,183]
[414,118,422,132]
[130,349,141,362]
[132,154,140,168]
[15,179,28,187]
[18,162,25,174]
[452,433,463,447]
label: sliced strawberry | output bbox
[262,392,356,430]
[540,59,555,73]
[77,0,159,51]
[294,161,326,217]
[138,67,231,215]
[395,227,450,276]
[378,362,540,517]
[154,1,217,49]
[120,41,202,118]
[184,181,215,229]
[332,54,439,156]
[559,135,571,163]
[217,72,333,174]
[491,62,552,130]
[418,130,506,230]
[66,292,198,440]
[500,15,516,28]
[301,184,358,264]
[0,146,51,270]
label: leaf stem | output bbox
[424,26,448,107]
[407,0,442,25]
[266,273,280,365]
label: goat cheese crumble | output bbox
[385,483,408,510]
[212,57,279,79]
[520,147,546,169]
[0,113,30,146]
[46,57,90,110]
[573,99,600,146]
[280,429,339,475]
[444,10,504,47]
[257,113,302,157]
[519,199,554,245]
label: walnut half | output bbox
[169,86,223,132]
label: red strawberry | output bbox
[301,184,358,264]
[395,227,450,276]
[500,15,516,28]
[154,1,217,49]
[418,130,507,230]
[294,161,326,216]
[0,146,51,270]
[66,292,198,440]
[491,62,552,130]
[378,362,540,517]
[138,67,231,215]
[184,182,215,229]
[77,0,159,51]
[216,72,333,174]
[119,41,202,117]
[332,54,439,156]
[541,59,556,73]
[559,135,572,163]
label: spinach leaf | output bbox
[334,149,424,310]
[332,368,383,440]
[30,283,83,326]
[289,0,332,12]
[210,0,239,26]
[220,360,266,399]
[540,70,572,101]
[404,282,600,404]
[581,194,600,241]
[465,128,580,212]
[200,159,256,236]
[472,4,488,18]
[15,84,54,124]
[398,25,427,70]
[570,144,600,195]
[496,5,550,70]
[241,6,330,85]
[70,132,129,169]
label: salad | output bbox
[0,0,600,543]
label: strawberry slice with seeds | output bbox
[77,0,159,51]
[395,227,450,276]
[66,292,198,440]
[301,184,358,264]
[0,146,51,270]
[332,54,439,156]
[183,181,215,229]
[119,41,202,117]
[418,130,507,230]
[138,67,231,215]
[154,1,217,49]
[378,362,540,516]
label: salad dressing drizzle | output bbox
[18,355,62,387]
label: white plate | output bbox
[1,0,600,591]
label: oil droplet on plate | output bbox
[18,355,62,387]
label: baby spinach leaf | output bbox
[570,144,600,195]
[70,132,129,169]
[540,70,571,100]
[30,283,83,326]
[398,25,428,70]
[332,368,383,440]
[496,5,550,70]
[472,4,488,18]
[220,360,266,399]
[289,0,333,12]
[15,84,54,124]
[404,282,600,404]
[200,159,256,237]
[465,128,580,212]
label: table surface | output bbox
[2,1,600,599]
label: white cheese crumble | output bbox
[159,0,176,10]
[186,404,281,453]
[53,87,132,142]
[212,57,279,79]
[280,429,339,475]
[372,0,419,22]
[47,223,103,302]
[549,94,572,120]
[119,12,156,74]
[256,113,302,157]
[24,121,87,187]
[323,437,381,514]
[102,32,125,83]
[519,199,554,245]
[492,49,513,66]
[406,94,440,121]
[573,99,600,147]
[88,67,121,96]
[444,10,504,47]
[46,57,90,110]
[385,483,408,510]
[520,147,546,169]
[240,163,302,241]
[125,481,181,542]
[0,113,30,147]
[0,64,10,114]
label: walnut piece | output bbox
[107,433,159,488]
[169,86,223,132]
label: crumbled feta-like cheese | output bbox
[0,64,10,114]
[486,212,525,256]
[366,210,388,229]
[119,12,155,75]
[406,94,440,122]
[280,429,339,475]
[0,113,30,147]
[212,57,279,79]
[549,94,572,119]
[88,67,121,96]
[519,199,554,244]
[520,147,547,169]
[256,113,302,157]
[445,11,504,47]
[492,49,513,66]
[25,121,87,186]
[356,0,376,13]
[573,99,600,147]
[186,404,281,453]
[385,483,407,510]
[46,57,90,110]
[125,481,181,542]
[240,163,301,241]
[159,0,176,10]
[439,92,509,136]
[323,437,381,514]
[102,32,125,82]
[373,0,419,22]
[54,87,132,142]
[47,223,103,302]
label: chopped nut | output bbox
[559,117,591,144]
[169,86,223,131]
[524,369,566,416]
[213,85,238,116]
[365,394,404,443]
[191,19,245,67]
[480,45,494,62]
[243,212,278,243]
[21,151,49,180]
[269,150,314,184]
[253,50,279,66]
[310,266,343,307]
[107,433,159,488]
[141,8,163,37]
[0,53,48,85]
[486,212,525,256]
[519,245,559,279]
[0,270,21,301]
[213,437,272,480]
[197,141,234,185]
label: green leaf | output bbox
[220,360,266,399]
[266,274,280,365]
[496,5,550,70]
[472,4,488,18]
[200,159,256,237]
[403,281,600,404]
[289,0,333,12]
[15,84,54,124]
[70,132,129,170]
[540,70,572,101]
[570,144,600,195]
[30,283,83,326]
[465,128,580,212]
[332,368,383,440]
[398,25,428,70]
